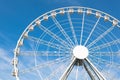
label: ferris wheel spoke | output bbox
[89,39,120,52]
[19,51,70,56]
[20,56,70,74]
[28,36,70,51]
[52,17,74,46]
[59,56,76,80]
[89,55,118,70]
[89,55,111,64]
[106,63,120,69]
[36,70,44,80]
[90,55,120,71]
[90,52,119,56]
[67,11,78,45]
[84,17,101,46]
[80,10,85,45]
[89,56,108,70]
[87,26,114,48]
[45,59,69,80]
[38,24,72,48]
[45,65,64,80]
[90,55,120,68]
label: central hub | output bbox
[73,45,89,59]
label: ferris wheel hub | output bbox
[73,45,89,59]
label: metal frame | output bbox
[12,6,120,80]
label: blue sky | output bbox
[0,0,120,80]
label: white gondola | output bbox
[51,11,56,17]
[12,69,19,76]
[59,9,65,15]
[104,15,109,21]
[35,20,41,26]
[29,25,34,31]
[87,9,92,15]
[96,12,101,18]
[43,15,48,20]
[18,39,23,46]
[78,8,83,14]
[12,58,18,66]
[68,8,74,13]
[23,31,28,38]
[15,48,20,56]
[112,20,118,26]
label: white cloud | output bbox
[0,48,11,62]
[0,48,15,80]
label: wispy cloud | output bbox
[0,48,14,80]
[0,48,11,62]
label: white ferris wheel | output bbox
[12,6,120,80]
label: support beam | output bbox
[59,57,76,80]
[83,60,95,80]
[85,58,106,80]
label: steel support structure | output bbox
[59,57,106,80]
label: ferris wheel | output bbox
[12,6,120,80]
